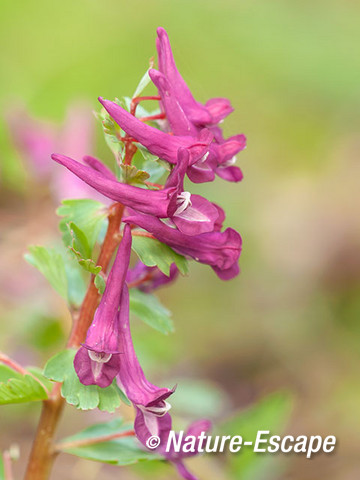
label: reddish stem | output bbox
[139,113,166,122]
[130,95,161,115]
[24,101,140,480]
[55,430,135,452]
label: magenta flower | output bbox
[127,262,179,292]
[155,27,234,128]
[124,211,242,280]
[149,60,246,184]
[52,153,177,218]
[52,149,219,236]
[116,285,175,448]
[98,97,213,166]
[73,224,132,388]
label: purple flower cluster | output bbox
[52,28,245,480]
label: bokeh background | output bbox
[1,1,359,479]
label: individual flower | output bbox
[52,148,220,236]
[124,211,242,280]
[74,224,132,388]
[126,262,179,292]
[116,285,175,448]
[6,102,105,201]
[98,97,213,166]
[149,59,246,183]
[155,27,229,127]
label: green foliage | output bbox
[59,419,158,465]
[57,199,108,250]
[132,236,188,276]
[134,146,169,183]
[44,349,123,413]
[97,109,125,164]
[0,365,48,405]
[65,221,101,275]
[25,246,68,301]
[132,68,152,99]
[68,222,91,259]
[222,391,294,480]
[0,456,4,480]
[129,289,174,335]
[94,274,106,294]
[119,164,150,185]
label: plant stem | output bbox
[55,429,135,452]
[24,202,125,480]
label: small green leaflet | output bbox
[58,419,158,465]
[129,289,174,335]
[132,236,188,276]
[68,222,91,260]
[57,199,108,250]
[119,164,150,185]
[132,68,152,99]
[0,365,48,405]
[97,109,125,164]
[94,274,106,294]
[44,350,124,413]
[25,246,68,301]
[65,221,102,275]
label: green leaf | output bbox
[119,164,150,185]
[132,236,188,276]
[222,391,294,480]
[0,373,48,405]
[59,419,158,465]
[94,274,106,294]
[129,289,174,335]
[68,222,91,260]
[25,246,68,301]
[132,68,152,99]
[57,199,108,250]
[134,145,168,182]
[78,259,102,275]
[44,350,122,413]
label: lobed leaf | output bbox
[44,350,124,413]
[0,373,48,405]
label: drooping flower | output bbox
[126,262,179,292]
[124,211,242,280]
[98,97,213,166]
[116,285,175,448]
[149,58,246,183]
[52,148,220,236]
[74,224,132,388]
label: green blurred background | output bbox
[1,1,359,479]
